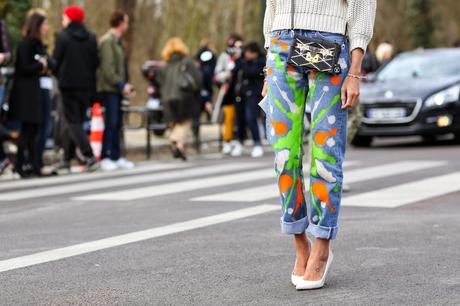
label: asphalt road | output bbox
[1,139,460,305]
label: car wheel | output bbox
[351,135,373,147]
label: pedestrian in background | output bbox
[26,8,55,174]
[97,10,134,171]
[214,34,243,155]
[9,13,49,177]
[195,38,216,120]
[0,18,12,175]
[232,41,265,158]
[52,5,99,171]
[375,41,394,68]
[159,37,203,160]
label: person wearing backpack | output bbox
[159,37,203,160]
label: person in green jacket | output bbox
[97,10,134,171]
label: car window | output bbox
[377,51,460,81]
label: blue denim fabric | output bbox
[101,92,123,161]
[261,30,350,240]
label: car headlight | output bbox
[425,85,460,108]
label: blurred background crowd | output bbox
[1,0,460,179]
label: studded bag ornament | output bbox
[286,0,342,75]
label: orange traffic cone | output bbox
[89,102,104,160]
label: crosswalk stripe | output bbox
[0,204,278,273]
[73,168,275,201]
[342,171,460,208]
[191,161,446,202]
[0,163,189,192]
[0,162,265,201]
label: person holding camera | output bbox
[97,10,134,171]
[9,13,49,177]
[52,5,99,171]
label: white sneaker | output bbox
[222,142,232,155]
[116,158,135,170]
[251,145,264,158]
[100,158,118,171]
[231,142,243,157]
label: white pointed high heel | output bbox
[296,244,333,290]
[291,237,312,286]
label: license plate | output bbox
[367,108,406,119]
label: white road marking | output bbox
[73,168,275,201]
[342,171,460,208]
[191,161,445,202]
[0,163,264,201]
[0,163,188,192]
[0,204,278,273]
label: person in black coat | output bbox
[52,6,99,171]
[9,13,50,177]
[231,41,266,158]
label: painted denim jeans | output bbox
[260,30,350,240]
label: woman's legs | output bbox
[264,30,350,280]
[303,34,350,281]
[265,33,310,275]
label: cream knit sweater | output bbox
[263,0,376,52]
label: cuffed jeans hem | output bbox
[280,216,308,234]
[307,223,338,240]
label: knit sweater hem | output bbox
[265,13,347,48]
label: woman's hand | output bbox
[262,79,268,97]
[341,76,360,109]
[341,48,365,109]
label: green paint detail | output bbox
[311,191,322,218]
[312,94,340,128]
[333,183,340,193]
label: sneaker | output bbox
[116,158,135,170]
[251,145,264,158]
[85,157,100,172]
[231,142,243,157]
[100,158,117,171]
[222,141,232,155]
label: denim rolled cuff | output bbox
[307,223,338,240]
[280,216,308,235]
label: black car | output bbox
[354,48,460,146]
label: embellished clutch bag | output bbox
[287,34,342,75]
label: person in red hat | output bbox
[52,5,99,171]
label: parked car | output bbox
[354,48,460,146]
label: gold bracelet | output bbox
[347,73,362,80]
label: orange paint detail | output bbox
[287,64,295,73]
[292,178,304,217]
[330,75,341,86]
[279,174,293,193]
[279,41,288,50]
[310,71,315,81]
[271,37,280,46]
[269,118,289,135]
[314,128,337,145]
[267,67,273,75]
[312,182,335,213]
